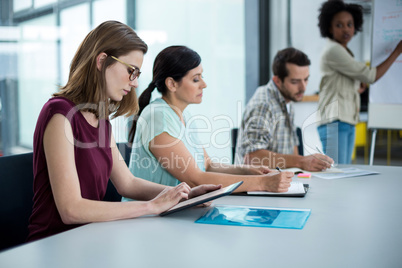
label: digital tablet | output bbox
[160,181,243,216]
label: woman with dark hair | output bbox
[317,0,402,164]
[124,45,293,199]
[28,22,219,242]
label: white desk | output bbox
[1,165,402,268]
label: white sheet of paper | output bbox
[312,167,379,179]
[247,181,305,195]
[283,167,343,174]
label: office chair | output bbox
[103,142,132,202]
[231,128,239,164]
[296,127,304,156]
[0,144,132,250]
[116,142,132,166]
[0,152,34,251]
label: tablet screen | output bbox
[160,181,243,216]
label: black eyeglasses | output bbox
[111,56,141,81]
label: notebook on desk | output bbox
[235,181,309,197]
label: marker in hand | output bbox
[315,146,335,167]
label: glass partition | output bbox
[136,0,245,161]
[1,0,245,161]
[18,15,57,147]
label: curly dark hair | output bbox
[318,0,363,39]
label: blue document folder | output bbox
[196,205,311,229]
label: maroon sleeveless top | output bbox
[28,97,112,242]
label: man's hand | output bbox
[300,154,334,171]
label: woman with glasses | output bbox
[28,21,220,242]
[124,45,293,200]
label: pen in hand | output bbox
[315,146,335,167]
[276,167,282,172]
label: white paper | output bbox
[283,167,343,174]
[312,167,379,180]
[247,181,305,195]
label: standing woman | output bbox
[28,21,219,242]
[125,45,293,198]
[317,0,402,164]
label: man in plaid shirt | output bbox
[235,48,333,171]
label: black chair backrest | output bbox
[0,144,133,251]
[231,128,239,164]
[296,127,304,156]
[103,142,131,202]
[103,180,122,202]
[116,142,132,166]
[0,152,34,251]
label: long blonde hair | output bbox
[54,20,148,119]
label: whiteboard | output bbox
[368,0,402,129]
